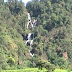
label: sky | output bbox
[22,0,32,5]
[4,0,32,6]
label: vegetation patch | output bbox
[0,68,47,72]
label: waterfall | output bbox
[27,13,31,29]
[30,40,33,47]
[27,33,32,40]
[25,40,33,47]
[24,13,38,57]
[29,50,34,57]
[27,22,29,29]
[25,40,30,45]
[27,13,37,29]
[28,13,31,20]
[33,19,37,27]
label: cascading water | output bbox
[27,13,32,29]
[22,13,37,57]
[28,13,31,20]
[29,50,34,57]
[30,40,33,47]
[27,13,37,29]
[25,13,37,57]
[33,19,37,27]
[27,33,32,40]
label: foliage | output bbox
[0,1,28,69]
[26,0,72,70]
[0,68,47,72]
[0,0,72,71]
[36,59,55,72]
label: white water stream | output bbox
[27,33,32,40]
[25,13,37,57]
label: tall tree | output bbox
[0,0,4,4]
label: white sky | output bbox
[22,0,32,5]
[4,0,32,6]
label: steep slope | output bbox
[1,0,72,71]
[0,3,31,69]
[26,0,72,70]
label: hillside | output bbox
[0,0,72,71]
[0,2,30,69]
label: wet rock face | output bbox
[30,48,35,55]
[27,42,30,46]
[31,34,34,39]
[22,34,28,40]
[22,33,34,40]
[25,40,33,47]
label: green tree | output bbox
[0,0,4,4]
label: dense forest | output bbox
[0,0,72,71]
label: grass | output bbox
[0,68,47,72]
[0,68,72,72]
[54,69,72,72]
